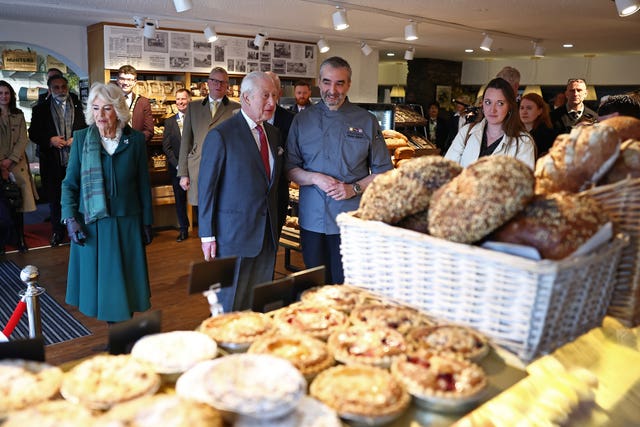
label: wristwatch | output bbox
[352,182,363,197]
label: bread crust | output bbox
[601,139,640,184]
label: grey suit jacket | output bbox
[197,112,283,258]
[178,96,240,205]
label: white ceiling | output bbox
[1,0,639,62]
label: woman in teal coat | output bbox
[61,82,153,323]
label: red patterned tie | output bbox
[256,124,271,179]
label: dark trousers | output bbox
[44,164,65,234]
[169,168,189,230]
[300,228,344,284]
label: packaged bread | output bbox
[534,124,620,194]
[490,192,609,260]
[429,156,535,244]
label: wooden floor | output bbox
[4,228,305,366]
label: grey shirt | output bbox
[286,99,392,234]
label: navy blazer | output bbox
[161,113,181,169]
[197,112,284,258]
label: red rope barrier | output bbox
[2,300,27,337]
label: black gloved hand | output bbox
[65,217,86,246]
[143,225,153,246]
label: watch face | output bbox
[354,183,362,194]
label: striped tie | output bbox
[256,124,270,179]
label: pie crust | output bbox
[248,333,334,378]
[391,352,488,401]
[407,325,489,361]
[60,354,161,410]
[0,359,63,413]
[197,311,273,350]
[327,325,406,368]
[103,394,223,427]
[2,400,100,427]
[131,331,218,374]
[309,364,410,420]
[271,303,348,340]
[349,303,434,334]
[300,285,370,313]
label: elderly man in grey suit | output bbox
[178,67,240,207]
[198,71,284,312]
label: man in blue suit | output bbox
[198,71,285,312]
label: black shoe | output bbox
[17,237,28,253]
[176,230,188,242]
[50,232,62,247]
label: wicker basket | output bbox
[582,177,640,327]
[337,212,627,363]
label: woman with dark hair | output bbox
[520,92,557,157]
[0,80,38,253]
[61,82,153,323]
[445,77,536,169]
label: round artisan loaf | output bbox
[358,156,462,224]
[600,139,640,184]
[428,156,535,244]
[396,210,430,234]
[599,116,640,141]
[534,124,620,194]
[491,192,609,260]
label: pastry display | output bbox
[197,311,273,352]
[233,396,342,427]
[535,123,621,194]
[130,330,218,374]
[60,354,161,410]
[102,394,223,427]
[349,303,434,334]
[327,325,406,368]
[358,156,462,224]
[196,354,306,419]
[300,284,369,313]
[407,325,489,361]
[248,333,334,379]
[391,352,488,412]
[309,364,410,424]
[429,156,535,244]
[0,359,63,414]
[491,192,609,260]
[272,302,348,340]
[2,400,102,427]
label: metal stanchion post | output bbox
[18,265,45,338]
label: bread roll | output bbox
[599,116,640,141]
[358,156,462,224]
[382,129,408,141]
[428,156,535,244]
[600,139,640,184]
[394,146,415,160]
[535,124,620,194]
[491,193,608,260]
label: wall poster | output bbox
[103,25,317,78]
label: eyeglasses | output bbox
[208,78,228,86]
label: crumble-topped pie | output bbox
[327,325,406,368]
[197,311,273,351]
[2,400,102,427]
[309,364,410,422]
[391,352,488,410]
[248,333,334,379]
[407,325,489,361]
[300,285,370,313]
[0,359,63,414]
[271,303,348,340]
[349,303,434,334]
[60,354,161,410]
[131,331,218,374]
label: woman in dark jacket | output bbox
[519,92,558,158]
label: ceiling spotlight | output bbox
[563,43,574,48]
[317,38,330,53]
[404,47,415,60]
[533,43,545,58]
[173,0,192,12]
[360,42,373,56]
[254,32,267,49]
[479,34,493,51]
[332,7,349,31]
[204,25,218,43]
[143,21,157,39]
[404,21,418,41]
[615,0,640,16]
[465,49,474,53]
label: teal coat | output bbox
[61,125,153,322]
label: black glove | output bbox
[143,225,153,246]
[65,217,86,246]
